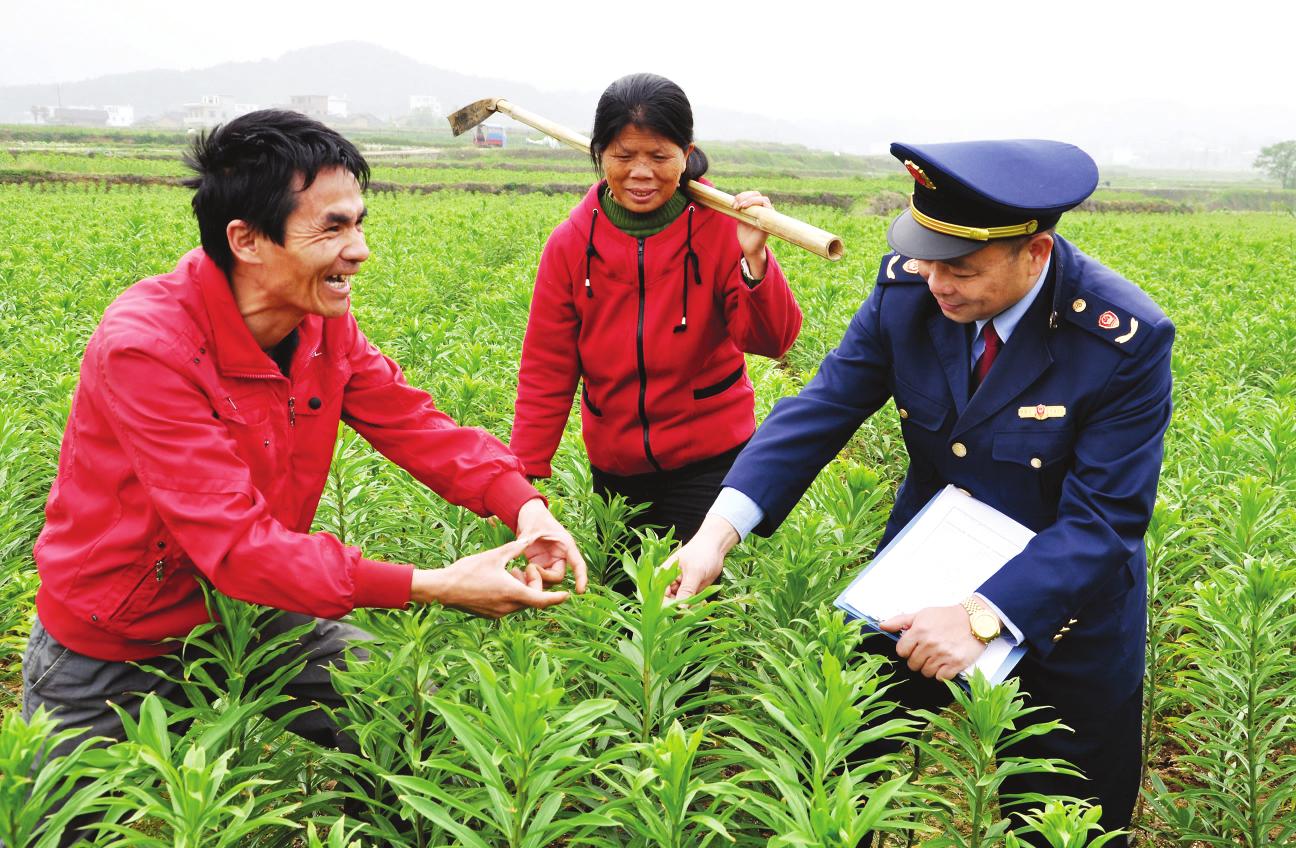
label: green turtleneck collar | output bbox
[600,184,690,238]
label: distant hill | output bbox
[2,41,1292,170]
[0,41,817,151]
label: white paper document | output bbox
[835,485,1035,685]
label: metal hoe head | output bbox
[447,98,501,136]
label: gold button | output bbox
[1068,618,1079,625]
[1053,633,1064,642]
[951,442,967,458]
[1072,298,1087,313]
[898,408,909,419]
[1030,457,1043,469]
[956,487,972,497]
[1059,626,1071,633]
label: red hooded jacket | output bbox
[35,249,540,661]
[511,183,803,477]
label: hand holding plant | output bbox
[515,497,589,592]
[411,536,571,618]
[663,514,739,601]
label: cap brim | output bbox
[887,210,986,261]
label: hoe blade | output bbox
[447,98,500,136]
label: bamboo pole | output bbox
[481,98,845,261]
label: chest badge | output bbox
[1098,311,1120,330]
[1019,404,1067,420]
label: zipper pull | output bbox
[154,558,165,582]
[288,396,296,427]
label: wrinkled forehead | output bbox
[288,167,366,223]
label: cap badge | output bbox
[904,160,937,191]
[1098,311,1120,330]
[903,258,921,274]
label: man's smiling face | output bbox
[914,233,1053,323]
[254,166,369,321]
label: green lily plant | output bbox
[388,646,622,848]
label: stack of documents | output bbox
[834,485,1034,685]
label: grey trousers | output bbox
[20,612,370,845]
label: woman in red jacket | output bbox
[511,73,803,571]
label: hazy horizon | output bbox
[3,0,1290,172]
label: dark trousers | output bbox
[591,440,746,594]
[593,440,746,537]
[21,613,368,846]
[853,634,1142,847]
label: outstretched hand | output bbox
[410,536,571,619]
[515,498,588,593]
[663,514,740,602]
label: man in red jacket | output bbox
[21,110,585,827]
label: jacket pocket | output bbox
[581,383,603,417]
[693,364,745,400]
[894,379,949,432]
[101,551,172,637]
[993,428,1074,509]
[992,429,1073,469]
[24,625,72,697]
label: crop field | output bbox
[0,139,1294,847]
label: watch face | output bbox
[971,612,1000,641]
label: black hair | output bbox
[589,73,708,185]
[182,109,370,278]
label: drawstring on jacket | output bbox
[584,209,600,298]
[673,206,702,333]
[583,203,702,325]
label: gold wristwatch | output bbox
[962,596,1002,644]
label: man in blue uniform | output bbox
[666,139,1174,843]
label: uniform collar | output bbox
[975,252,1052,344]
[192,248,320,379]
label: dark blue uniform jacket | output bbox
[724,235,1174,701]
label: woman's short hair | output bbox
[183,109,370,278]
[590,73,709,184]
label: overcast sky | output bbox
[2,0,1285,129]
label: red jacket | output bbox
[35,249,540,661]
[511,183,802,477]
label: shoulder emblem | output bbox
[877,252,925,285]
[1062,292,1151,354]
